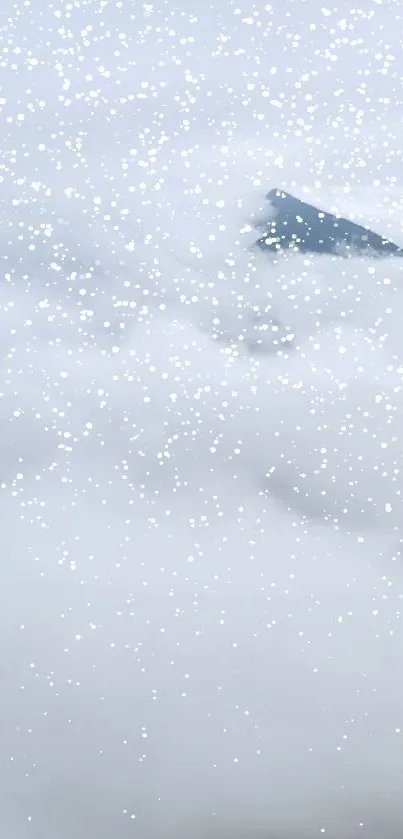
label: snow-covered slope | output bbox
[1,1,403,837]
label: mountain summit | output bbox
[256,188,403,257]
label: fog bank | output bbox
[1,0,403,837]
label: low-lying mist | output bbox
[2,1,403,837]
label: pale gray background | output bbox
[1,0,403,836]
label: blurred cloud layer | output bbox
[1,1,403,837]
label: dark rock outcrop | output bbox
[256,188,403,257]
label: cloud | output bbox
[2,1,403,837]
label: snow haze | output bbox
[1,1,403,837]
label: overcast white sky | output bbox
[1,1,403,837]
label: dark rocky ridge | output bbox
[256,188,403,257]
